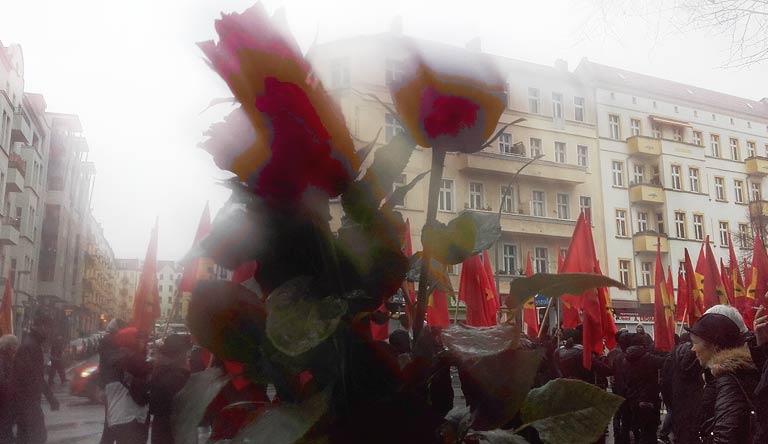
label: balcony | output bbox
[629,183,665,205]
[10,109,32,145]
[633,232,669,253]
[460,152,587,184]
[5,165,24,193]
[495,208,578,239]
[749,200,768,218]
[0,220,20,246]
[627,136,661,157]
[746,156,768,177]
[637,287,654,304]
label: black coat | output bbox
[621,345,666,404]
[749,342,768,444]
[700,346,760,444]
[0,351,14,443]
[149,362,190,444]
[665,342,703,444]
[11,330,55,406]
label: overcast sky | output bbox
[1,0,767,260]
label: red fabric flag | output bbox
[482,250,500,311]
[427,288,450,328]
[459,254,498,326]
[653,239,674,352]
[180,203,212,292]
[595,261,617,350]
[675,266,688,323]
[703,236,728,307]
[522,253,539,338]
[231,261,259,284]
[729,233,747,317]
[132,221,161,334]
[557,245,564,273]
[752,229,768,310]
[0,271,12,335]
[560,213,594,328]
[720,258,734,306]
[691,245,707,324]
[666,265,675,321]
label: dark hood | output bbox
[625,345,646,362]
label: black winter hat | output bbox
[159,334,192,357]
[684,313,743,350]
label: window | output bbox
[719,221,730,246]
[612,161,624,187]
[552,92,563,120]
[391,174,407,207]
[384,113,405,143]
[574,97,585,122]
[532,190,546,217]
[502,244,518,275]
[616,209,627,237]
[675,212,687,239]
[765,144,768,157]
[735,180,745,203]
[633,164,645,184]
[385,59,404,85]
[653,101,658,109]
[555,142,566,163]
[694,110,699,118]
[693,131,702,146]
[632,96,638,104]
[556,193,570,219]
[693,214,704,240]
[501,186,515,213]
[469,182,484,210]
[331,58,350,88]
[712,113,717,121]
[641,262,652,287]
[159,285,163,292]
[438,179,454,211]
[671,165,682,190]
[530,138,542,157]
[748,141,756,158]
[580,196,592,221]
[528,87,540,113]
[534,247,549,273]
[739,224,750,247]
[608,114,621,140]
[656,212,665,234]
[711,134,721,157]
[673,127,683,142]
[753,182,762,201]
[577,145,589,167]
[160,274,164,280]
[730,138,740,160]
[730,117,735,125]
[630,118,641,136]
[674,106,679,113]
[637,211,648,232]
[715,177,726,201]
[619,260,632,287]
[499,133,513,154]
[652,123,661,139]
[689,168,700,192]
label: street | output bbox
[42,360,104,444]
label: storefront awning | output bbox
[649,115,692,128]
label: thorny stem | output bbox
[414,148,446,342]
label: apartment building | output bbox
[82,214,117,332]
[115,258,140,322]
[157,260,182,319]
[576,59,768,330]
[308,29,607,311]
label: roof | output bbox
[576,59,768,121]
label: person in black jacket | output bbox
[658,333,703,444]
[12,313,59,444]
[751,305,768,444]
[688,307,759,444]
[0,334,19,444]
[48,334,67,385]
[621,333,666,444]
[606,330,631,444]
[149,334,191,444]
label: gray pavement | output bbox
[43,359,105,444]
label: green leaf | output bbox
[266,276,348,357]
[405,252,455,299]
[232,387,331,444]
[468,430,531,444]
[517,379,624,444]
[362,132,416,200]
[423,215,477,265]
[461,210,502,253]
[355,127,382,166]
[172,367,231,444]
[381,169,430,212]
[439,406,473,444]
[505,273,627,309]
[441,324,520,361]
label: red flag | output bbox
[427,288,450,328]
[522,253,539,338]
[231,261,259,284]
[180,203,212,292]
[703,236,728,307]
[675,266,688,322]
[459,254,497,326]
[595,261,617,350]
[666,265,675,321]
[0,272,12,335]
[557,245,564,273]
[482,250,500,312]
[653,239,674,352]
[560,213,595,328]
[752,228,768,310]
[691,245,707,323]
[132,221,161,334]
[729,233,747,318]
[720,258,734,306]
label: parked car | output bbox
[70,361,102,403]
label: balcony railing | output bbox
[8,153,26,177]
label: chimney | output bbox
[390,15,403,35]
[466,37,481,52]
[554,59,568,72]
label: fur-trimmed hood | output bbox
[707,345,757,377]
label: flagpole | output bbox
[678,307,688,335]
